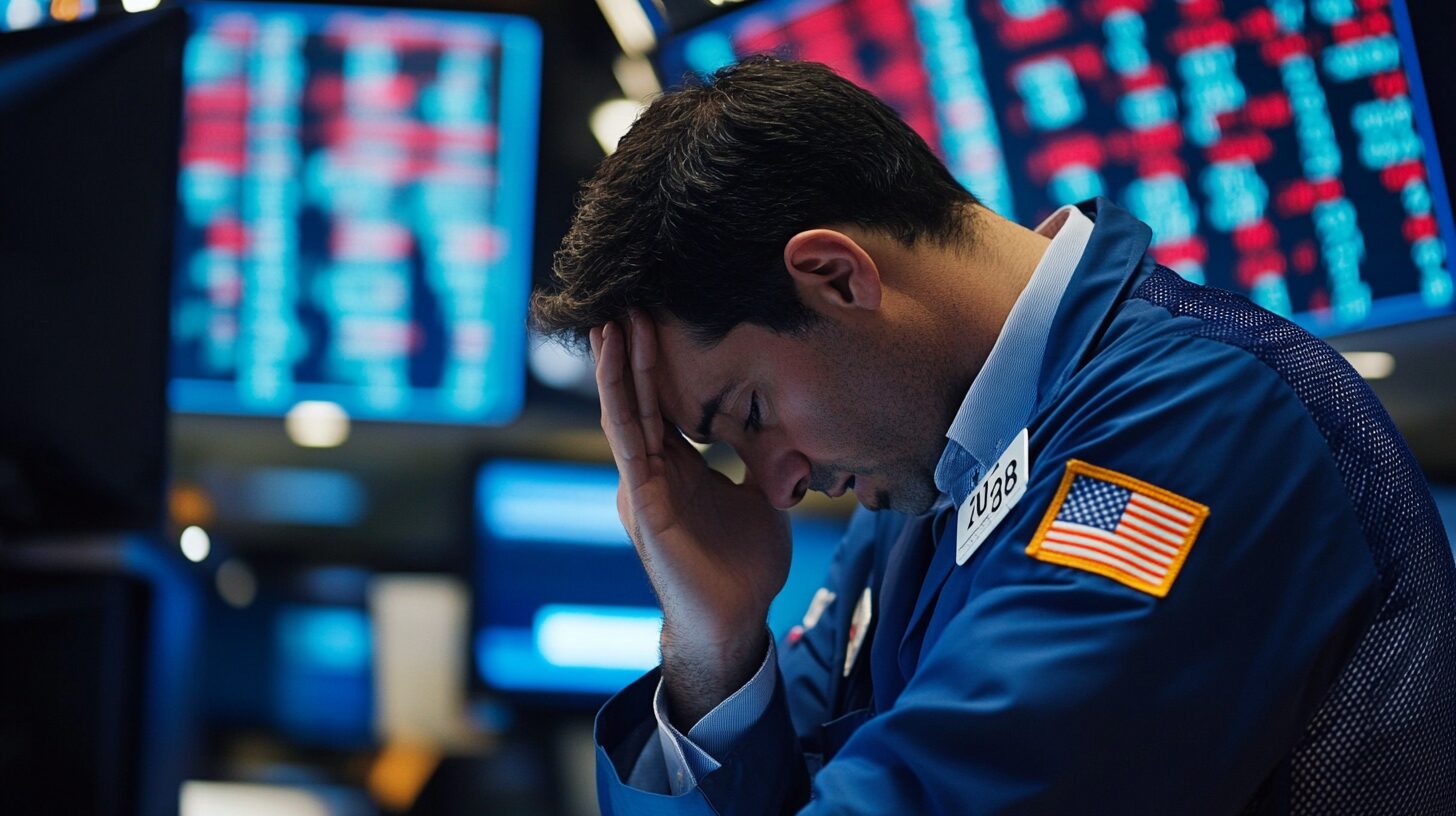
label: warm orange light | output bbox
[367,742,441,812]
[50,0,80,21]
[169,483,216,527]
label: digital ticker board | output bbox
[660,0,1456,334]
[172,3,540,423]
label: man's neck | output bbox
[841,206,1056,435]
[926,206,1053,393]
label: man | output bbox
[530,57,1455,814]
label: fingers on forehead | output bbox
[596,323,649,477]
[629,315,663,454]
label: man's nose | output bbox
[739,439,811,510]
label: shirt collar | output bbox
[932,204,1095,504]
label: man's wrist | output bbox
[659,620,769,729]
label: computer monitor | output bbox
[658,0,1456,335]
[170,2,542,424]
[0,536,202,816]
[0,570,151,814]
[204,567,376,749]
[0,7,182,536]
[472,459,847,701]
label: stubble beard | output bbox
[827,328,962,516]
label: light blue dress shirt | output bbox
[646,205,1096,794]
[934,205,1095,504]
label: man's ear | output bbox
[783,229,883,313]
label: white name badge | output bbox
[956,428,1030,566]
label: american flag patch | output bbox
[1026,460,1210,598]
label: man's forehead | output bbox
[653,321,739,437]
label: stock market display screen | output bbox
[659,0,1456,334]
[172,3,540,424]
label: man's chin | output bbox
[854,478,939,515]
[852,487,902,513]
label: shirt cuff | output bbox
[653,634,777,795]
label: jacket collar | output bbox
[881,199,1155,702]
[1033,197,1154,411]
[932,198,1152,507]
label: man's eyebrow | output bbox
[695,382,736,442]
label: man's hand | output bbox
[590,312,792,728]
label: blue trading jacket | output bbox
[593,200,1456,814]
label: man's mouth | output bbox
[829,475,855,498]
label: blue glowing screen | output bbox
[171,3,541,423]
[473,460,848,698]
[274,604,374,746]
[659,0,1456,334]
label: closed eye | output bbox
[743,391,762,433]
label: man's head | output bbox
[532,57,994,513]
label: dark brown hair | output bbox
[531,56,979,349]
